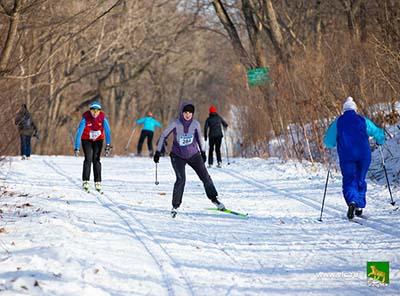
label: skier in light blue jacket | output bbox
[324,97,385,219]
[136,111,162,157]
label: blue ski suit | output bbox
[324,110,384,208]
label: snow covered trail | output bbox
[0,155,399,295]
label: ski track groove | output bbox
[42,159,195,296]
[220,167,400,239]
[186,212,245,269]
[100,194,196,296]
[181,211,257,293]
[117,189,249,278]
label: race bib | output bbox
[89,130,101,140]
[178,134,194,146]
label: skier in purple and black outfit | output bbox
[153,101,225,217]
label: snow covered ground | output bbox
[0,155,399,295]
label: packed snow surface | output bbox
[0,155,399,295]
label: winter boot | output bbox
[83,181,90,192]
[207,164,213,168]
[217,162,222,168]
[95,182,102,192]
[355,208,363,217]
[212,199,225,210]
[171,207,177,218]
[347,202,356,219]
[21,155,26,160]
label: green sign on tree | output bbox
[247,67,270,87]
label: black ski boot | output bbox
[171,207,177,218]
[355,208,363,217]
[347,203,356,219]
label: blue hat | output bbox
[89,101,102,110]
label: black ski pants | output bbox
[137,130,154,155]
[208,136,223,165]
[170,153,218,209]
[82,139,103,182]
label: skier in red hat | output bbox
[204,105,228,168]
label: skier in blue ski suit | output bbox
[324,97,385,219]
[136,112,162,157]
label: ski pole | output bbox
[155,163,159,185]
[318,155,331,222]
[379,145,395,206]
[125,126,136,152]
[222,129,230,165]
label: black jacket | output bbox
[204,113,228,140]
[15,108,38,137]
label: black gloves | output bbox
[201,151,207,163]
[153,151,161,163]
[105,144,113,157]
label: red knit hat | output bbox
[209,105,217,113]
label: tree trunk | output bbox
[263,0,288,63]
[314,0,322,51]
[242,0,267,67]
[212,0,254,68]
[0,0,22,74]
[340,0,365,40]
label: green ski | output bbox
[206,208,248,218]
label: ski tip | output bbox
[206,208,249,218]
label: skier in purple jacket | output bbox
[153,101,225,217]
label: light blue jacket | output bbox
[324,110,384,161]
[136,116,162,132]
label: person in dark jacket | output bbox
[324,97,385,219]
[74,101,112,192]
[15,104,39,160]
[204,105,228,168]
[153,101,225,218]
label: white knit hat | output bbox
[343,96,357,112]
